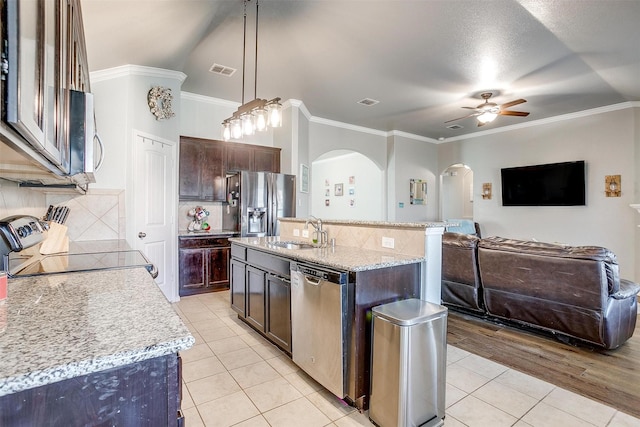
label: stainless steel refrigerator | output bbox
[223,171,296,237]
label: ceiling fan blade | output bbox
[500,99,527,109]
[462,106,479,110]
[445,112,480,123]
[499,110,530,117]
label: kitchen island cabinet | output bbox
[231,244,293,353]
[0,268,194,426]
[229,239,422,409]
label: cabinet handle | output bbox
[94,133,105,171]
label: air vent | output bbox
[209,63,236,77]
[357,98,380,106]
[447,124,463,130]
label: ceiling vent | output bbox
[357,98,380,106]
[209,63,236,77]
[447,124,463,130]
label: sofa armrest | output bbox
[611,279,640,300]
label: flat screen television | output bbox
[501,160,586,206]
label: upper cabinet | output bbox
[179,136,281,202]
[0,0,96,190]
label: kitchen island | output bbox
[229,236,425,410]
[0,267,194,426]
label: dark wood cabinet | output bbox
[179,236,230,296]
[230,244,291,353]
[179,137,225,202]
[179,136,281,202]
[266,274,291,353]
[0,354,182,427]
[230,258,247,316]
[246,265,267,331]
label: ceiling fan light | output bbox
[478,112,498,124]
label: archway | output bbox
[311,150,383,220]
[440,163,474,221]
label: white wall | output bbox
[438,107,637,278]
[311,151,383,220]
[389,135,440,222]
[441,165,474,220]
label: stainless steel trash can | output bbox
[369,298,447,427]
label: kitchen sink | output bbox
[268,241,316,250]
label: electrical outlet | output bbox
[382,237,395,249]
[293,228,300,237]
[302,229,309,238]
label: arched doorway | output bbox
[440,164,474,220]
[311,150,383,220]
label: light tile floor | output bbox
[173,291,640,427]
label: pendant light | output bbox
[222,0,282,141]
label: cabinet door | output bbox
[207,246,230,291]
[178,140,202,200]
[201,143,225,201]
[246,266,266,332]
[230,259,247,316]
[266,274,291,353]
[253,147,281,173]
[178,248,206,296]
[226,145,253,172]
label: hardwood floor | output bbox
[446,308,640,419]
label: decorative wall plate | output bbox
[147,86,175,120]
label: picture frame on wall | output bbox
[300,164,309,193]
[335,183,344,196]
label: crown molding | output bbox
[309,116,388,138]
[181,91,239,109]
[388,130,438,144]
[90,65,187,84]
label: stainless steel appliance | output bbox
[369,299,447,427]
[290,261,351,398]
[223,171,296,237]
[0,215,157,278]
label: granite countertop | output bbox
[179,229,239,238]
[230,237,424,271]
[0,268,194,397]
[280,218,448,229]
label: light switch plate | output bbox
[302,229,309,238]
[293,228,300,236]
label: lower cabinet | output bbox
[266,274,291,353]
[230,244,291,353]
[179,236,231,296]
[0,354,183,426]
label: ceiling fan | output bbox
[446,92,530,127]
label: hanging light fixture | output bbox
[222,0,282,141]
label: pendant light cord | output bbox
[254,0,259,100]
[242,0,248,104]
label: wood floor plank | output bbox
[447,310,640,418]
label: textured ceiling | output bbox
[81,0,640,141]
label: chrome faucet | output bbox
[304,216,327,247]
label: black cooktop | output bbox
[10,250,155,277]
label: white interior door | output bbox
[133,132,177,301]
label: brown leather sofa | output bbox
[442,234,640,349]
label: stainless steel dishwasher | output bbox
[290,261,350,398]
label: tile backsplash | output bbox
[46,189,126,241]
[0,179,47,220]
[178,202,222,230]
